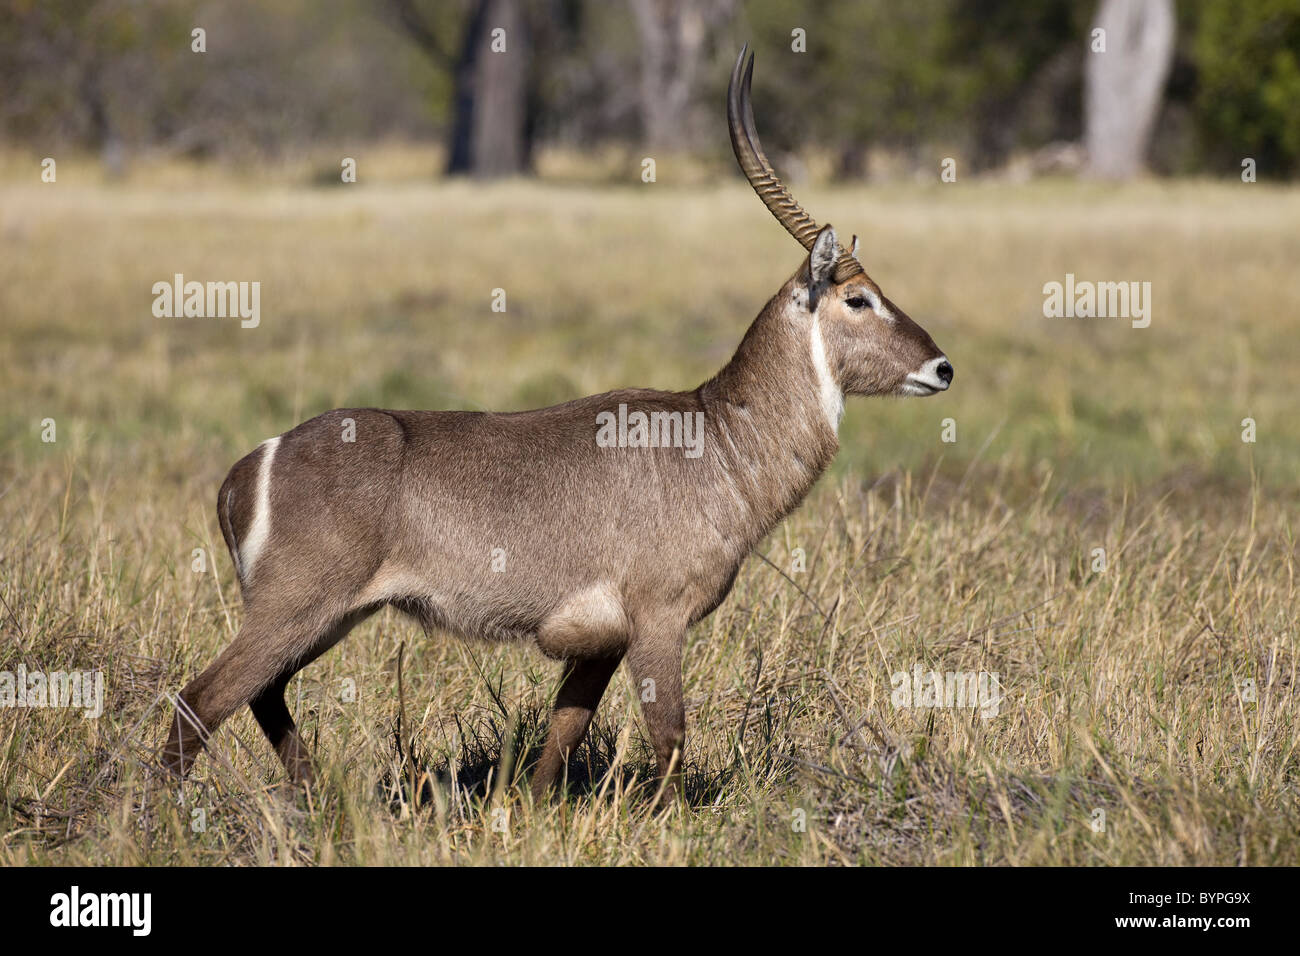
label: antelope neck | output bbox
[696,292,842,542]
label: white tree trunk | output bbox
[628,0,735,151]
[1084,0,1175,180]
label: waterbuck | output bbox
[162,47,953,800]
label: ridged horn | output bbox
[727,45,864,282]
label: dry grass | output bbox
[1,153,1297,864]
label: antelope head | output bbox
[728,46,953,398]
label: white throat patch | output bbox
[809,316,845,433]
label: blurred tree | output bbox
[389,0,531,176]
[738,0,1082,176]
[0,0,1292,179]
[947,0,1086,169]
[0,0,154,174]
[1193,0,1300,176]
[387,0,591,177]
[627,0,736,151]
[1084,0,1176,179]
[0,0,440,162]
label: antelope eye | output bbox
[845,295,871,310]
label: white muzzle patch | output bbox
[901,356,952,396]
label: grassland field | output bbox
[1,148,1297,864]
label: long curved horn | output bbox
[727,45,864,282]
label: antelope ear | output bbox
[806,225,838,310]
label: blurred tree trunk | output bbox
[79,55,126,179]
[390,0,531,177]
[628,0,734,151]
[454,0,528,176]
[1084,0,1175,180]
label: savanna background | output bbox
[1,0,1298,865]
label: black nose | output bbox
[936,360,953,385]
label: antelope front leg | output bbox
[531,656,622,802]
[627,622,686,803]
